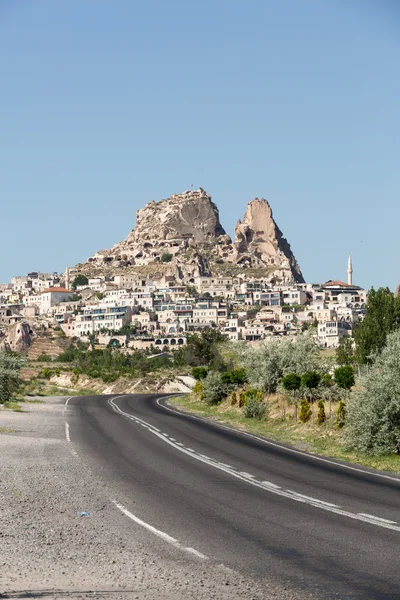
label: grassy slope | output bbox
[168,395,400,475]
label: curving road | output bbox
[67,394,400,600]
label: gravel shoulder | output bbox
[0,398,311,600]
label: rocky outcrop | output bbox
[73,188,304,283]
[232,198,304,283]
[0,322,33,353]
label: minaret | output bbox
[65,267,70,291]
[347,255,353,286]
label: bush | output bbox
[101,372,119,383]
[243,397,267,420]
[161,253,173,263]
[193,380,203,395]
[191,366,208,380]
[37,354,52,362]
[282,373,301,393]
[231,391,237,405]
[334,366,355,391]
[201,370,230,406]
[317,400,326,425]
[0,352,21,403]
[238,391,246,408]
[221,368,247,385]
[39,368,52,380]
[336,400,346,429]
[299,398,312,423]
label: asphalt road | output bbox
[67,394,400,600]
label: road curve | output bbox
[68,393,400,600]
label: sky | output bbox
[1,0,399,290]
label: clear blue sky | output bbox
[1,0,399,290]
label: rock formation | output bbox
[232,198,304,282]
[72,188,304,283]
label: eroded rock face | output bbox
[126,188,229,246]
[73,189,304,283]
[233,198,304,282]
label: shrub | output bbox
[334,366,355,391]
[191,366,208,380]
[161,253,173,263]
[239,391,246,408]
[0,352,21,403]
[55,368,61,377]
[37,354,52,362]
[243,397,267,420]
[201,370,230,406]
[299,398,312,423]
[101,372,119,383]
[282,373,301,393]
[193,380,203,396]
[317,400,326,425]
[231,391,237,405]
[40,368,52,380]
[336,400,346,429]
[221,368,247,385]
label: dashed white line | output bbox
[65,422,70,442]
[109,397,400,534]
[112,500,208,559]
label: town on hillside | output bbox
[0,256,366,355]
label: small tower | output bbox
[347,255,353,286]
[65,267,70,291]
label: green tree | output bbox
[282,372,302,420]
[301,371,321,402]
[354,287,400,364]
[0,352,21,403]
[161,253,173,263]
[72,274,89,290]
[181,329,227,368]
[334,366,355,392]
[345,328,400,453]
[336,337,356,366]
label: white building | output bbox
[75,303,132,336]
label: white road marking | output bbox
[358,513,398,525]
[262,481,281,489]
[65,422,70,442]
[109,397,400,533]
[287,491,340,508]
[239,471,255,478]
[112,500,208,559]
[157,398,400,484]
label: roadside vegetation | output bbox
[172,288,400,472]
